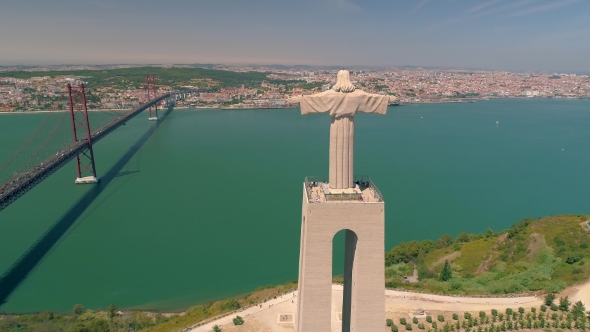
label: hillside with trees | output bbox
[384,215,590,295]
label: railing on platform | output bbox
[304,175,383,203]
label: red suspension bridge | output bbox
[0,75,202,212]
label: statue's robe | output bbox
[299,90,389,189]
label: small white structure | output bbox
[75,176,100,184]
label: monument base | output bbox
[75,176,100,184]
[297,182,385,332]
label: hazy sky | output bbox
[1,0,589,72]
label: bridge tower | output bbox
[146,74,158,121]
[67,83,99,184]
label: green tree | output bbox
[558,296,571,312]
[392,324,399,332]
[485,228,494,237]
[107,304,118,319]
[436,234,453,248]
[456,232,470,243]
[544,293,555,305]
[453,313,459,320]
[439,260,452,281]
[387,319,394,326]
[414,317,419,324]
[212,325,221,332]
[406,323,413,330]
[73,304,85,315]
[571,301,586,319]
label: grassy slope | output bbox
[387,215,590,295]
[0,282,297,332]
[0,67,297,89]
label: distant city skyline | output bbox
[1,0,589,73]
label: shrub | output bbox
[453,314,459,320]
[465,313,472,320]
[387,319,394,326]
[531,307,536,313]
[212,325,220,332]
[232,315,244,325]
[392,324,399,332]
[72,304,85,315]
[572,268,582,274]
[426,316,433,323]
[107,304,118,319]
[414,317,419,324]
[479,311,486,318]
[550,304,558,311]
[406,323,413,330]
[540,305,547,312]
[492,309,498,317]
[544,293,555,305]
[419,323,425,329]
[220,299,241,311]
[558,296,570,311]
[438,315,445,322]
[518,307,524,314]
[432,322,438,329]
[506,308,513,316]
[401,318,407,325]
[566,255,581,264]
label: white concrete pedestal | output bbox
[75,176,100,184]
[297,184,385,332]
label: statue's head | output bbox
[332,70,355,93]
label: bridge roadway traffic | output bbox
[0,92,182,212]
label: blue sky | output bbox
[1,0,589,72]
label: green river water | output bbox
[0,99,589,313]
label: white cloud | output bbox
[410,0,431,14]
[463,0,504,15]
[325,0,361,12]
[509,0,582,16]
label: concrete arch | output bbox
[333,229,358,332]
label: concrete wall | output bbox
[296,185,385,332]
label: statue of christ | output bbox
[290,70,397,190]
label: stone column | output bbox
[329,116,354,189]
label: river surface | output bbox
[1,99,589,313]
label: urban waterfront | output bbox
[1,98,589,313]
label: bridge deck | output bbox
[0,94,173,212]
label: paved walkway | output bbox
[189,291,297,332]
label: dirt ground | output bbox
[192,280,590,332]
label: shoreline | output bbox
[1,97,589,114]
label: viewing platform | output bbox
[304,176,383,203]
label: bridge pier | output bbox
[75,176,100,184]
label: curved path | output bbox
[189,281,590,332]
